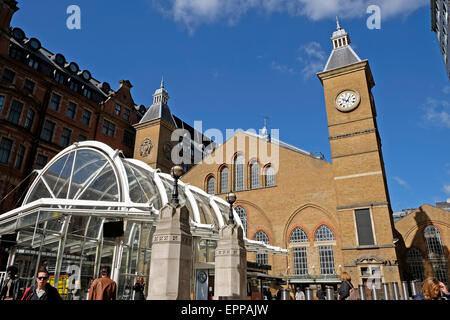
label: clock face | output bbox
[198,271,207,283]
[335,90,360,112]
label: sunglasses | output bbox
[37,276,48,280]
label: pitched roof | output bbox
[138,102,177,127]
[323,45,361,72]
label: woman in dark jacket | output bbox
[316,285,326,300]
[338,272,352,300]
[133,277,145,300]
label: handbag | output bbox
[344,281,361,300]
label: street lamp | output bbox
[225,191,237,225]
[170,165,184,205]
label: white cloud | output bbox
[444,184,450,195]
[298,41,327,79]
[154,0,428,33]
[423,98,450,128]
[393,176,411,189]
[271,61,296,74]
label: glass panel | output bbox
[26,180,52,204]
[123,161,161,209]
[159,176,193,220]
[318,245,335,275]
[191,191,219,227]
[293,247,308,275]
[42,152,74,199]
[78,164,119,202]
[290,227,308,243]
[235,206,247,236]
[315,225,335,241]
[69,149,108,199]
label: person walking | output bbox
[0,265,21,300]
[295,286,305,300]
[338,271,358,300]
[21,266,62,301]
[316,285,326,300]
[88,266,117,300]
[414,277,450,300]
[133,277,145,300]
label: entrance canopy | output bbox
[0,141,287,256]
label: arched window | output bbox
[424,225,448,284]
[290,228,308,275]
[407,248,425,282]
[315,225,336,275]
[265,166,275,187]
[220,167,228,193]
[234,155,244,191]
[206,176,215,195]
[235,206,247,236]
[255,230,269,265]
[250,161,259,189]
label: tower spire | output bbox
[161,75,164,88]
[336,16,341,30]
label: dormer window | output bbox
[69,80,79,92]
[54,72,65,84]
[83,87,92,99]
[28,57,39,70]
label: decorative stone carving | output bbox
[139,138,153,157]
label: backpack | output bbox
[345,281,360,300]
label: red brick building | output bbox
[0,0,145,213]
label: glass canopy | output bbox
[0,141,286,300]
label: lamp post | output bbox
[226,191,237,225]
[170,165,184,205]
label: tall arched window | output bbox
[315,225,336,275]
[290,228,309,275]
[206,176,215,195]
[234,155,244,191]
[235,206,247,236]
[424,225,448,284]
[265,166,275,187]
[250,161,259,189]
[407,248,425,282]
[220,167,229,193]
[255,230,269,265]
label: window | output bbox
[54,72,65,84]
[102,119,115,137]
[220,167,229,193]
[9,46,23,60]
[0,95,5,113]
[7,100,23,125]
[69,81,79,92]
[78,134,87,142]
[255,230,269,265]
[234,154,244,191]
[424,225,448,284]
[28,57,39,70]
[235,206,247,236]
[66,102,77,119]
[290,228,309,275]
[265,166,275,186]
[24,109,35,130]
[115,104,121,116]
[250,161,259,189]
[354,209,375,246]
[407,248,425,282]
[123,130,135,148]
[23,79,35,94]
[81,109,92,126]
[0,138,13,164]
[2,68,15,83]
[35,154,48,169]
[49,93,61,111]
[123,108,130,121]
[60,128,72,147]
[318,246,336,275]
[83,88,92,99]
[41,120,55,142]
[14,145,25,169]
[315,225,336,275]
[206,176,215,195]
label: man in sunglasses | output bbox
[21,266,62,301]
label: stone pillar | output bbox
[214,224,247,300]
[147,204,192,300]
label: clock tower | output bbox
[317,21,401,285]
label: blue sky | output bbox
[13,0,450,211]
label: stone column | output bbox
[147,204,192,300]
[214,223,247,300]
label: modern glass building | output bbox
[0,141,285,300]
[431,0,450,78]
